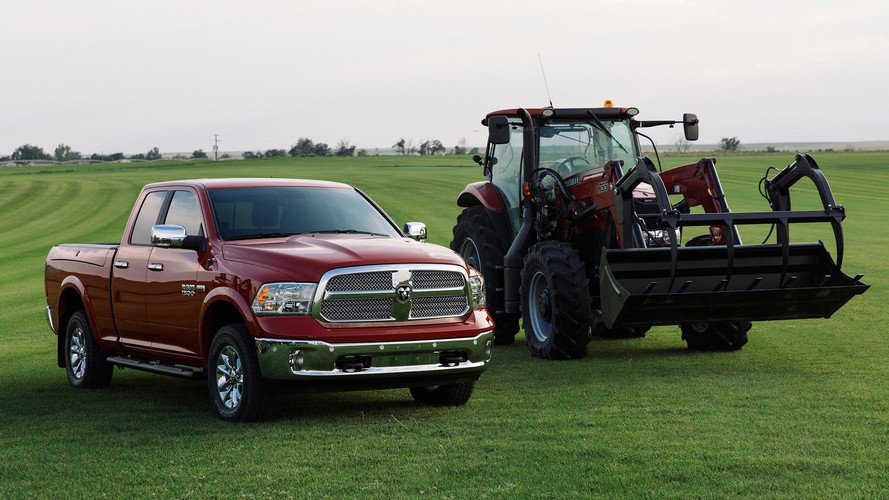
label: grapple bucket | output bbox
[599,243,868,328]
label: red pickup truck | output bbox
[45,178,494,421]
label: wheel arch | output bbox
[56,278,92,368]
[200,289,255,364]
[457,181,506,212]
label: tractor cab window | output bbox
[489,119,525,235]
[538,119,636,178]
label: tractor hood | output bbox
[221,235,466,282]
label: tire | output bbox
[679,235,751,352]
[451,206,520,345]
[208,324,276,422]
[410,381,475,406]
[64,311,113,389]
[520,241,592,360]
[681,321,751,352]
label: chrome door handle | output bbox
[148,263,164,271]
[113,261,129,269]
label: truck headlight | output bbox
[252,282,317,315]
[468,269,486,309]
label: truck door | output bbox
[145,189,204,360]
[112,190,167,351]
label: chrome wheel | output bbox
[458,237,481,270]
[528,271,552,343]
[69,327,87,380]
[216,345,244,410]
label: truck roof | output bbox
[143,178,354,190]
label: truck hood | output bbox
[221,235,466,282]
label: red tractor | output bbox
[451,103,868,359]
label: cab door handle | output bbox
[148,263,164,271]
[113,261,129,269]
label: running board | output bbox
[106,356,206,380]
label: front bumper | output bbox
[254,331,494,383]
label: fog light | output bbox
[289,349,304,373]
[485,339,493,361]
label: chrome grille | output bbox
[320,298,393,321]
[410,295,469,319]
[315,264,471,323]
[412,270,465,290]
[326,271,393,292]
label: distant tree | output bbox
[394,138,407,155]
[451,137,468,155]
[54,144,82,162]
[130,153,147,160]
[220,153,231,159]
[12,144,52,161]
[673,135,690,153]
[264,149,287,158]
[356,149,368,157]
[243,151,261,159]
[88,152,124,161]
[192,149,208,159]
[0,155,11,162]
[334,140,356,157]
[289,137,315,157]
[313,143,331,156]
[719,137,740,151]
[419,140,444,156]
[146,147,162,160]
[469,147,480,155]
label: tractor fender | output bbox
[457,181,506,212]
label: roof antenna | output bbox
[538,53,554,108]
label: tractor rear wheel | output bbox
[679,234,751,352]
[682,321,751,352]
[520,241,591,360]
[451,206,520,345]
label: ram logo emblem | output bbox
[396,285,412,303]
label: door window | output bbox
[164,190,203,236]
[130,191,167,245]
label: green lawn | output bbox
[1,152,886,497]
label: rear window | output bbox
[208,186,400,241]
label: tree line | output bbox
[2,136,480,163]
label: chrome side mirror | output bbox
[151,225,187,248]
[151,225,205,251]
[403,222,427,242]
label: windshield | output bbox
[208,186,401,241]
[538,119,636,178]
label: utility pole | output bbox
[213,134,220,161]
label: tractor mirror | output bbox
[487,116,510,145]
[683,113,699,141]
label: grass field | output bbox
[1,152,887,497]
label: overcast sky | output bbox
[3,0,887,155]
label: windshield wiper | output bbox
[586,110,629,154]
[229,232,297,240]
[313,229,390,237]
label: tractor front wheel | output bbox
[520,241,591,360]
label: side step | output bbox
[106,356,206,380]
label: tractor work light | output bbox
[603,99,614,108]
